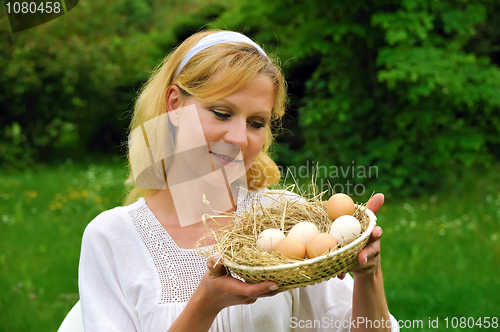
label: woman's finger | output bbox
[366,193,384,215]
[258,289,283,298]
[357,239,381,264]
[241,281,280,297]
[368,226,383,243]
[205,255,279,298]
[207,255,229,277]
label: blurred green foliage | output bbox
[1,0,500,197]
[0,0,223,165]
[215,0,500,196]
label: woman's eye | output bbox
[250,121,265,129]
[210,109,265,129]
[210,110,231,119]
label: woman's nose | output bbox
[223,119,248,148]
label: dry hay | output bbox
[196,185,375,290]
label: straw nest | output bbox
[197,188,376,290]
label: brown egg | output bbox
[275,237,306,260]
[326,193,355,220]
[306,233,338,258]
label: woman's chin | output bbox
[202,167,247,189]
[203,170,228,187]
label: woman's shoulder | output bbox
[82,197,146,239]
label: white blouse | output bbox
[78,189,399,331]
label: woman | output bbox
[78,30,399,331]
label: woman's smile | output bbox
[209,151,243,167]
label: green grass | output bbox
[1,159,499,331]
[0,158,127,332]
[378,169,500,331]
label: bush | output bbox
[216,0,500,196]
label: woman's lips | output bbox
[210,151,243,167]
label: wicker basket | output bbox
[221,204,377,291]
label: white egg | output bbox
[256,228,286,253]
[329,215,361,244]
[287,222,319,246]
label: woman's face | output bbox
[169,74,275,177]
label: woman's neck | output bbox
[145,185,236,248]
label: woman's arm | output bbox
[79,216,143,331]
[167,255,280,332]
[351,230,391,332]
[348,194,393,332]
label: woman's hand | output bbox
[337,193,385,280]
[169,255,281,332]
[348,194,391,331]
[196,255,281,313]
[349,225,383,278]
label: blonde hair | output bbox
[124,30,287,206]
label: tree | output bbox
[216,0,500,196]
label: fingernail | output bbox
[269,285,278,291]
[212,254,221,267]
[363,257,368,264]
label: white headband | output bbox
[174,31,268,78]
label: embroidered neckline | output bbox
[128,190,260,303]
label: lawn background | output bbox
[1,159,499,331]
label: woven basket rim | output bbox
[223,206,377,272]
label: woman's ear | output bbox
[166,85,182,127]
